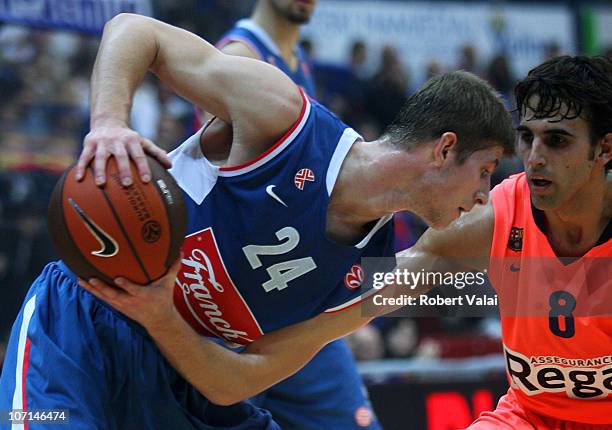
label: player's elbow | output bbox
[105,13,138,31]
[104,13,150,38]
[208,372,269,405]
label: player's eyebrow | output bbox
[542,128,576,138]
[515,125,575,138]
[515,125,531,133]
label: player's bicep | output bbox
[148,18,300,139]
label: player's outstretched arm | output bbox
[403,201,494,266]
[78,262,365,406]
[147,198,495,403]
[78,13,301,187]
[78,203,494,404]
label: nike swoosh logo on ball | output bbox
[266,185,288,207]
[69,198,119,257]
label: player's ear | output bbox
[596,132,612,167]
[433,132,457,167]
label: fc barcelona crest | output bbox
[507,227,524,252]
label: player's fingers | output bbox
[88,278,126,302]
[168,254,183,278]
[93,145,111,186]
[142,138,172,169]
[81,279,133,315]
[113,143,133,187]
[78,280,98,297]
[157,254,183,290]
[126,140,151,183]
[113,277,142,297]
[75,143,95,181]
[78,279,107,301]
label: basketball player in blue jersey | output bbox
[1,14,513,429]
[195,1,383,429]
[194,0,316,132]
[213,0,315,95]
[216,0,315,96]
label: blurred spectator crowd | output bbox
[3,0,608,368]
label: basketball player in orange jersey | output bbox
[461,55,612,428]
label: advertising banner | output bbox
[0,0,152,34]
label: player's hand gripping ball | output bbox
[48,155,186,285]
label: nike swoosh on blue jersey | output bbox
[265,185,288,207]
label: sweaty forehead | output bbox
[519,111,590,138]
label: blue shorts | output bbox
[0,261,279,430]
[257,339,381,429]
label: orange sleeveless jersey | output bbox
[489,173,612,424]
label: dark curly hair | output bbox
[515,55,612,170]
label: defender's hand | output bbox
[75,124,171,187]
[78,257,182,333]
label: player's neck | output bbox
[251,10,301,65]
[541,173,610,256]
[328,138,423,230]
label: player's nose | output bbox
[526,140,547,168]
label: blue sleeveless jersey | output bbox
[169,90,394,345]
[217,19,315,96]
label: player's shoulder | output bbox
[492,172,526,194]
[491,172,528,212]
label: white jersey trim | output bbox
[12,294,36,429]
[324,287,378,313]
[217,93,311,177]
[355,214,393,249]
[169,90,310,200]
[168,130,220,205]
[325,127,361,196]
[325,127,392,249]
[235,19,282,57]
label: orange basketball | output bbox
[48,156,186,285]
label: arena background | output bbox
[0,1,611,428]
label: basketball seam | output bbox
[92,167,153,284]
[148,162,186,269]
